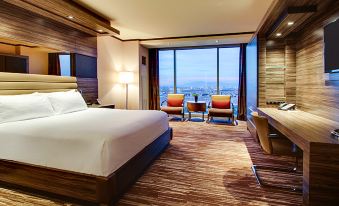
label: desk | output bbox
[258,108,339,206]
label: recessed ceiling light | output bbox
[97,29,103,32]
[287,21,294,26]
[276,33,282,37]
[67,15,74,19]
[216,40,219,43]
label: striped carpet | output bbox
[0,121,302,205]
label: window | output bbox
[176,48,217,102]
[219,47,240,112]
[158,46,240,115]
[59,54,71,76]
[159,50,174,105]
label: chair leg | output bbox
[182,113,185,121]
[251,164,302,192]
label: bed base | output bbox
[0,127,173,205]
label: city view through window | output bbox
[159,47,240,115]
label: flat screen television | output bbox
[324,19,339,73]
[73,54,97,78]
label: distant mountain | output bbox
[177,81,238,88]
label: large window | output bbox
[176,48,217,102]
[219,47,240,108]
[159,50,175,105]
[159,46,240,113]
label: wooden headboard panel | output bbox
[0,72,77,95]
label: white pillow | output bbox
[45,90,88,114]
[0,93,55,124]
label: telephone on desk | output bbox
[278,103,296,111]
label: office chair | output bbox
[251,112,302,192]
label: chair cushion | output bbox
[167,98,183,107]
[161,106,183,114]
[211,95,231,109]
[208,108,233,117]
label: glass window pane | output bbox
[59,55,71,76]
[176,48,217,103]
[159,50,174,106]
[219,47,240,115]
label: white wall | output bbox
[139,45,149,110]
[97,37,148,110]
[20,47,48,75]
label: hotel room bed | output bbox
[0,108,169,177]
[0,72,172,205]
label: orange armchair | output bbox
[207,95,235,125]
[160,94,185,120]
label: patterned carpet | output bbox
[0,121,302,206]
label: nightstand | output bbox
[99,104,115,109]
[88,104,115,109]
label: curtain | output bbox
[48,53,61,75]
[149,48,160,110]
[70,53,76,76]
[237,44,247,121]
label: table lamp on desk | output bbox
[119,71,134,109]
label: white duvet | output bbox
[0,108,169,177]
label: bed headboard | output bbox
[0,72,77,95]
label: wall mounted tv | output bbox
[324,19,339,73]
[73,53,97,78]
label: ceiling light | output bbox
[287,21,294,26]
[216,40,219,43]
[97,29,103,32]
[67,16,74,19]
[276,33,282,37]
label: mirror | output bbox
[0,37,70,75]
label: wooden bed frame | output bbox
[0,72,172,205]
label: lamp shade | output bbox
[119,71,134,84]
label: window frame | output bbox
[158,44,240,95]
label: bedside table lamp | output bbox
[119,71,134,109]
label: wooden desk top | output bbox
[258,108,339,150]
[187,101,206,104]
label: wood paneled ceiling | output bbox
[3,0,119,37]
[258,0,336,38]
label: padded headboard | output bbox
[0,72,77,95]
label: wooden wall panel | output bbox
[265,40,286,103]
[0,0,97,57]
[258,38,296,106]
[0,1,99,102]
[77,78,98,103]
[285,39,297,104]
[258,38,267,107]
[295,4,339,121]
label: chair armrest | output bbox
[161,100,167,106]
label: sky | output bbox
[159,47,240,88]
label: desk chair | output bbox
[251,112,302,192]
[160,94,185,121]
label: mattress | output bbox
[0,108,169,177]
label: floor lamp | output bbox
[119,71,134,109]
